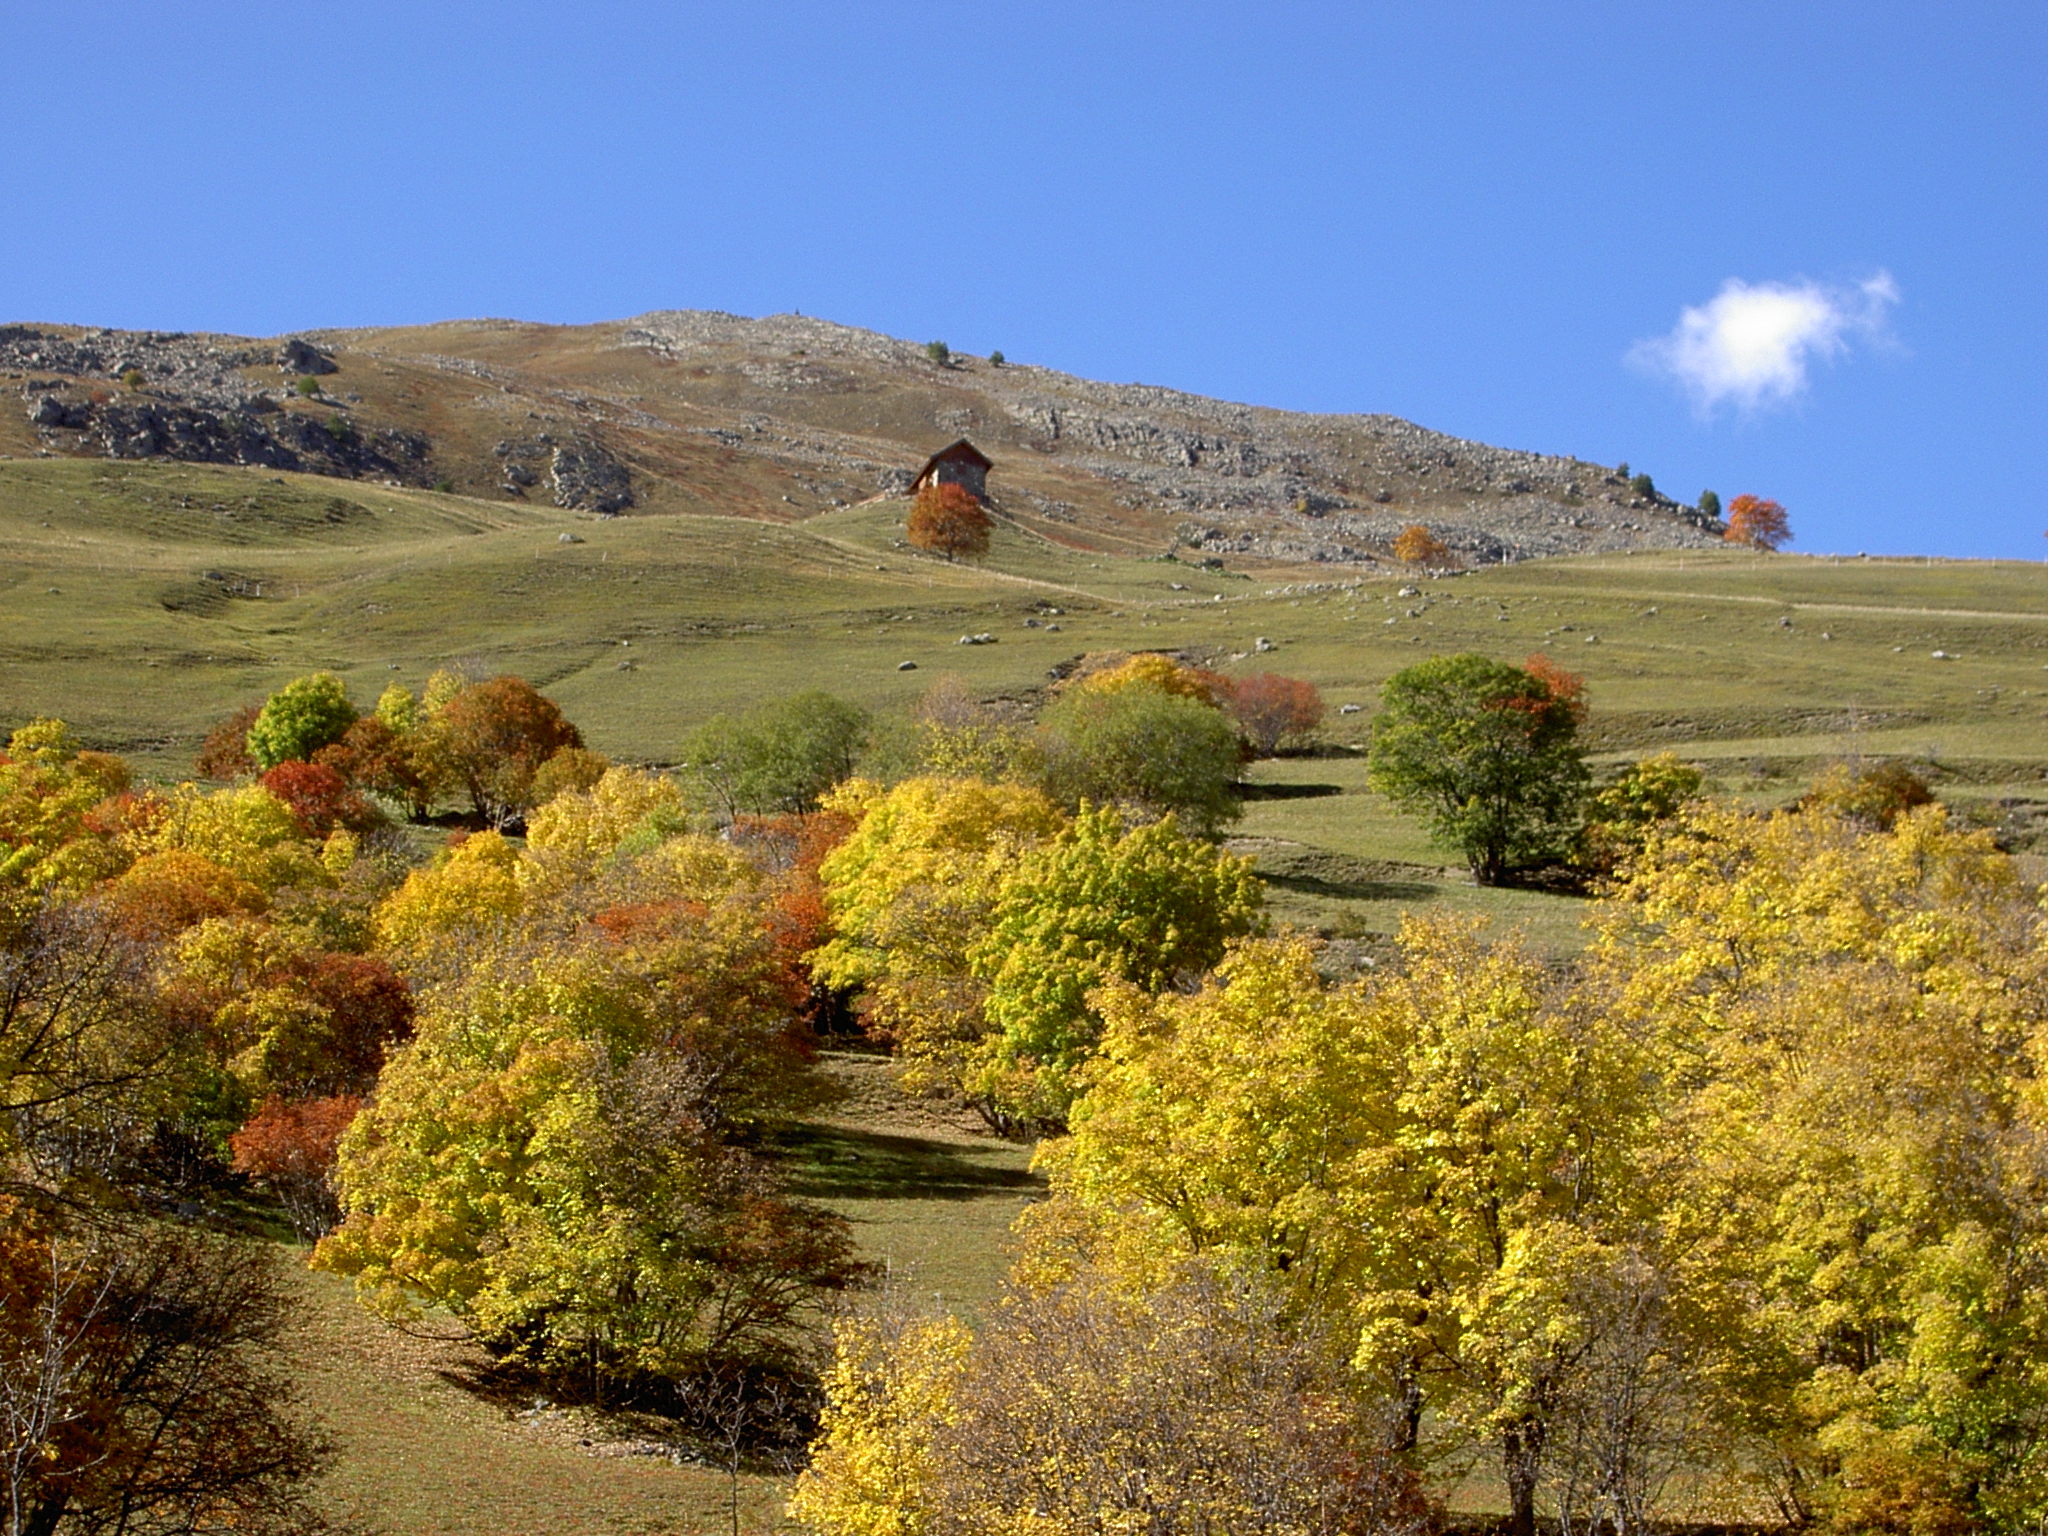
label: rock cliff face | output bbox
[7,327,428,482]
[1,313,1720,565]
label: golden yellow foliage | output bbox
[1069,651,1226,707]
[788,1312,972,1536]
[372,831,524,960]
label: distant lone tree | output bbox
[925,340,951,365]
[1392,524,1451,566]
[908,482,993,563]
[1723,494,1791,550]
[1698,488,1722,521]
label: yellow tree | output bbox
[810,777,1065,1121]
[1588,798,2048,1529]
[1035,917,1665,1536]
[968,806,1263,1130]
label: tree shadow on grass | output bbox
[1255,848,1445,905]
[1234,780,1344,801]
[1263,871,1440,904]
[771,1123,1044,1204]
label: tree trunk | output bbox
[23,1492,68,1536]
[1503,1420,1543,1536]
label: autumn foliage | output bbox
[906,482,993,562]
[1392,522,1450,565]
[1722,493,1791,550]
[259,760,380,838]
[230,1093,363,1238]
[1223,671,1324,755]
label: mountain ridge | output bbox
[3,311,1722,569]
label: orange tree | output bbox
[1392,523,1450,565]
[907,483,993,562]
[1723,494,1791,550]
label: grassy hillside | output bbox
[6,455,2044,949]
[9,455,2046,1532]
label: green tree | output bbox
[967,805,1262,1128]
[680,692,871,820]
[245,673,358,771]
[1366,653,1589,884]
[1697,489,1721,521]
[1038,684,1241,838]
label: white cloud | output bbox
[1632,272,1898,413]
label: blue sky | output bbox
[3,3,2041,558]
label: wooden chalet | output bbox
[910,438,993,503]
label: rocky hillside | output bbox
[1,312,1721,567]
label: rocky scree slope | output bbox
[2,314,1722,565]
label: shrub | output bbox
[1802,761,1936,831]
[1039,685,1242,838]
[924,340,951,365]
[1629,472,1656,498]
[1698,488,1721,520]
[680,691,872,820]
[1226,672,1324,756]
[988,349,1005,366]
[1583,752,1705,872]
[1072,652,1228,708]
[196,703,263,780]
[119,367,145,391]
[294,374,321,397]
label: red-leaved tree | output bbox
[1521,652,1589,723]
[1723,494,1791,551]
[907,483,993,562]
[230,1094,362,1239]
[1224,672,1326,756]
[259,761,380,838]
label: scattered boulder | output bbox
[957,633,997,646]
[898,660,919,671]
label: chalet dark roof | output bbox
[912,438,993,483]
